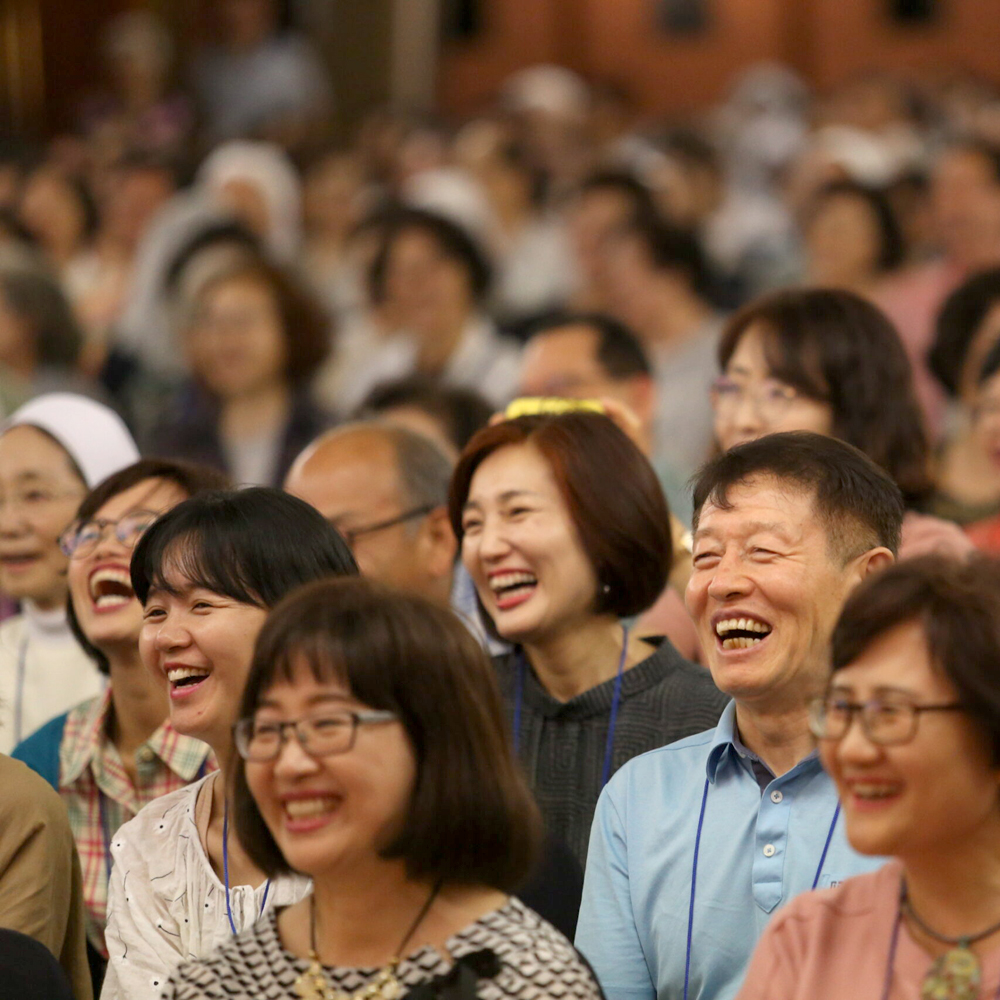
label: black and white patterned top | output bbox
[162,896,604,1000]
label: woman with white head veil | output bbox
[0,393,138,752]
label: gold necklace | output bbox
[295,880,444,1000]
[901,884,1000,1000]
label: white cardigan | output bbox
[101,772,310,999]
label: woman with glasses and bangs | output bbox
[163,576,603,1000]
[13,458,227,991]
[738,555,1000,1000]
[711,287,972,561]
[99,488,358,1000]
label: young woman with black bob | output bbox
[163,576,604,1000]
[100,488,358,999]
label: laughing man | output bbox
[575,432,902,1000]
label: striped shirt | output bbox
[25,690,215,957]
[494,637,728,864]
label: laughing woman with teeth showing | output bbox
[13,458,228,991]
[450,412,728,865]
[99,488,358,1000]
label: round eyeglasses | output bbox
[59,510,161,559]
[233,710,397,763]
[808,695,965,747]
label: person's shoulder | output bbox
[10,711,68,785]
[478,899,603,997]
[167,912,284,998]
[115,775,205,849]
[602,722,719,800]
[0,755,70,830]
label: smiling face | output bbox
[244,661,415,879]
[0,426,86,608]
[185,275,288,400]
[687,478,869,710]
[139,567,269,749]
[460,442,599,645]
[714,325,835,452]
[821,619,1000,860]
[68,477,188,652]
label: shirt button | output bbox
[763,843,776,857]
[770,790,783,803]
[137,747,154,764]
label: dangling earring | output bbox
[602,583,611,595]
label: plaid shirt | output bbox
[58,689,216,957]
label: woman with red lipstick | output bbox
[163,577,603,1000]
[449,412,728,865]
[0,392,139,754]
[738,555,1000,1000]
[13,458,227,990]
[100,488,357,1000]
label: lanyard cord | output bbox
[223,798,270,936]
[513,623,631,791]
[682,778,841,1000]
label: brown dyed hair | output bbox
[831,555,1000,764]
[448,412,672,618]
[717,288,932,506]
[187,256,331,384]
[233,577,542,890]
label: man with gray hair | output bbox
[285,421,462,611]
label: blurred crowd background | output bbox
[1,0,1000,522]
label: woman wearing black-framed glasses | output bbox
[738,555,1000,1000]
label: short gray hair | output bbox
[388,425,455,516]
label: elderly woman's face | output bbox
[460,442,600,646]
[819,618,1000,861]
[244,661,415,879]
[713,324,835,452]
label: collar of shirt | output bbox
[61,687,213,788]
[706,700,821,785]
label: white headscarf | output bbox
[197,141,302,262]
[5,393,139,488]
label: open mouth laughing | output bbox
[89,566,134,611]
[165,665,211,699]
[714,615,773,650]
[488,570,538,610]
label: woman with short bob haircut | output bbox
[738,554,1000,1000]
[449,412,727,863]
[100,488,357,1000]
[713,287,972,558]
[164,576,601,1000]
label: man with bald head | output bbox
[285,422,458,607]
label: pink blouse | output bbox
[737,861,1000,1000]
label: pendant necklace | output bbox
[880,879,1000,1000]
[295,877,445,1000]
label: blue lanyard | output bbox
[222,798,270,935]
[682,777,841,1000]
[513,624,630,791]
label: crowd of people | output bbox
[2,2,1000,998]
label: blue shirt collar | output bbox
[705,700,822,783]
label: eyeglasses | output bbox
[710,377,817,423]
[59,510,161,559]
[0,487,84,517]
[808,695,965,747]
[233,710,398,762]
[335,506,434,549]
